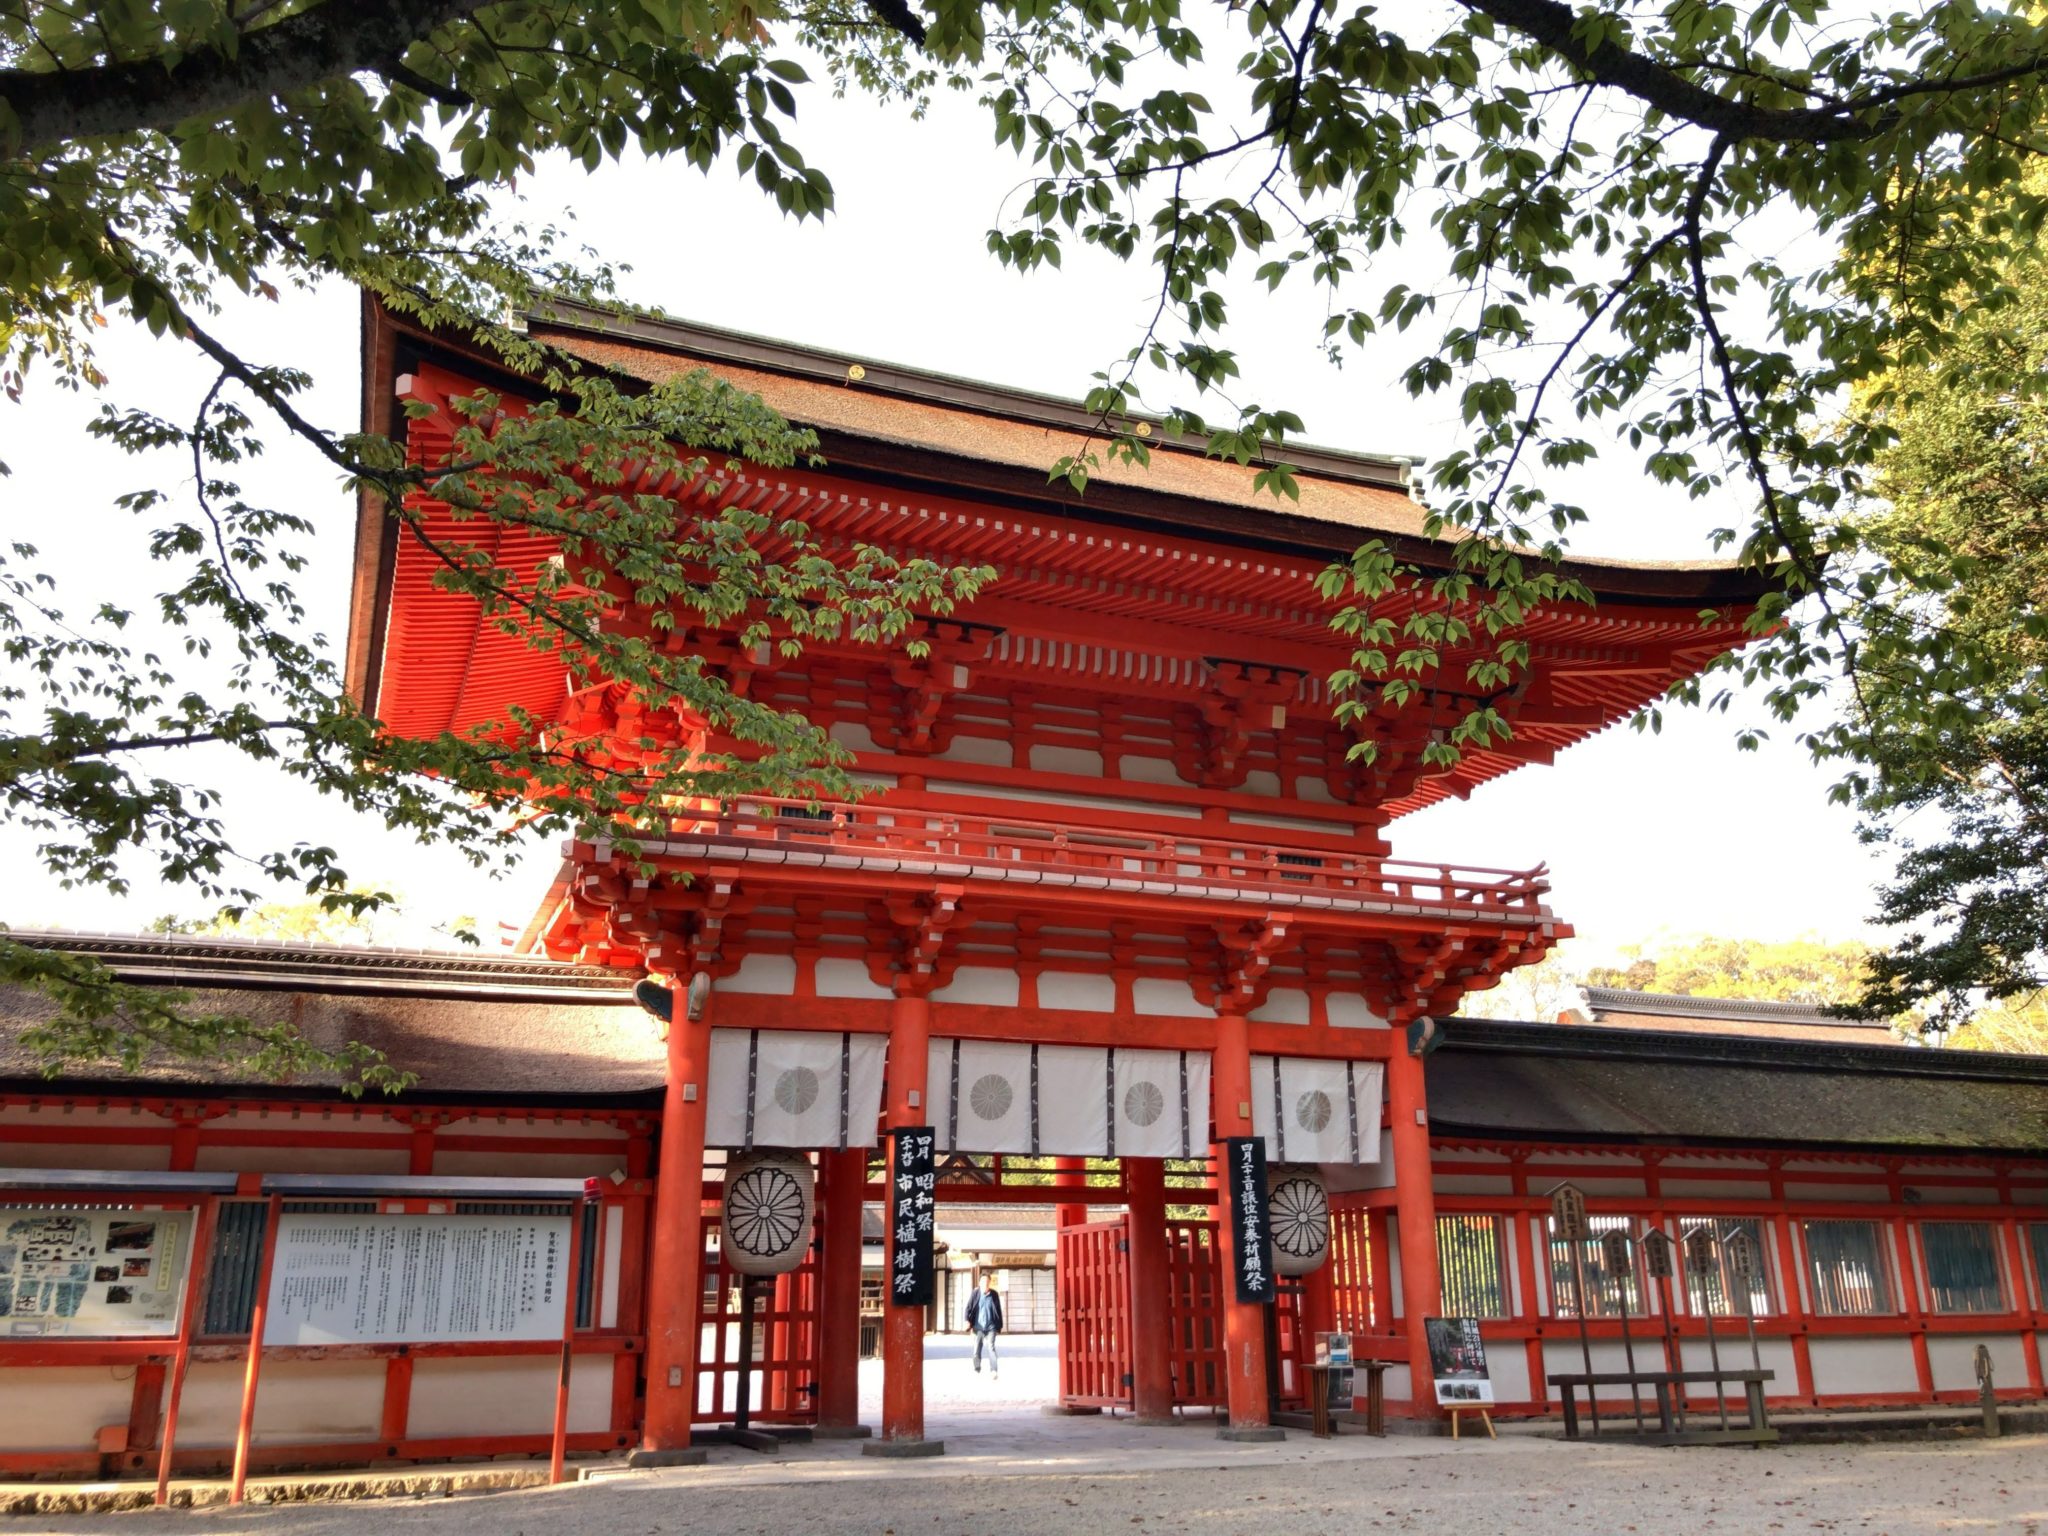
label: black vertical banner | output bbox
[1225,1135,1276,1304]
[888,1125,936,1308]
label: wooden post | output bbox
[640,971,714,1460]
[816,1146,868,1433]
[1385,1047,1443,1419]
[154,1197,220,1507]
[228,1193,283,1505]
[1210,1004,1274,1436]
[1124,1156,1177,1423]
[549,1195,586,1484]
[879,985,935,1448]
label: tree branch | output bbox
[862,0,927,47]
[2,0,490,154]
[1458,0,2048,146]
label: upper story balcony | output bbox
[589,798,1562,936]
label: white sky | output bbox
[0,59,1891,961]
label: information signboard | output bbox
[1425,1316,1495,1406]
[0,1206,194,1338]
[888,1126,936,1307]
[1224,1136,1276,1304]
[264,1211,572,1347]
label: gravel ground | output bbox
[15,1435,2048,1536]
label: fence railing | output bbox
[655,798,1554,918]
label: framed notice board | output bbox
[1425,1316,1494,1406]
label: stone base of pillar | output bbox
[1216,1425,1287,1443]
[861,1437,947,1458]
[1130,1415,1182,1427]
[625,1447,708,1468]
[812,1424,874,1439]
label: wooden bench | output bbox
[1546,1368,1776,1445]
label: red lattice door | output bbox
[1056,1215,1133,1408]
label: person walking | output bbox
[966,1273,1004,1377]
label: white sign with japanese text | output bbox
[264,1212,571,1346]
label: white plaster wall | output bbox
[1562,1177,1648,1197]
[1326,994,1388,1029]
[1928,1333,2029,1392]
[0,1141,171,1171]
[828,720,879,752]
[1293,775,1338,804]
[194,1145,409,1175]
[1248,988,1309,1024]
[1132,978,1215,1018]
[1118,755,1193,788]
[1434,1175,1515,1196]
[1381,1363,1413,1405]
[1542,1339,1648,1402]
[407,1356,612,1437]
[0,1366,136,1451]
[1675,1336,1797,1392]
[716,953,798,995]
[176,1358,386,1446]
[1785,1182,1887,1202]
[1659,1180,1774,1199]
[1038,971,1115,1012]
[1227,810,1356,835]
[1240,770,1282,797]
[1487,1345,1532,1404]
[1029,744,1105,777]
[934,734,1012,767]
[440,1116,630,1144]
[1807,1336,1919,1397]
[930,966,1021,1007]
[815,958,892,999]
[926,779,1203,818]
[432,1149,628,1178]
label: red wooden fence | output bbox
[695,1210,820,1425]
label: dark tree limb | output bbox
[863,0,928,47]
[1459,0,2048,145]
[2,0,491,154]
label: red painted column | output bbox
[1210,1005,1275,1436]
[1386,1046,1442,1417]
[1055,1155,1091,1229]
[638,972,714,1462]
[817,1146,868,1434]
[1124,1156,1176,1423]
[878,985,937,1449]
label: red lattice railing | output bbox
[656,798,1553,918]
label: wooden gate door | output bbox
[1056,1215,1133,1409]
[694,1210,821,1426]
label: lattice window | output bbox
[1921,1221,2008,1315]
[1677,1217,1776,1317]
[1802,1219,1896,1316]
[1436,1215,1509,1319]
[2029,1223,2048,1308]
[1547,1214,1645,1319]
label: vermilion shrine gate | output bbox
[356,297,1755,1455]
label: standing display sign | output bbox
[264,1211,571,1347]
[1224,1136,1276,1304]
[1424,1316,1494,1405]
[888,1126,937,1307]
[0,1206,194,1338]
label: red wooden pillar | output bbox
[1124,1156,1176,1423]
[875,984,939,1452]
[1055,1156,1090,1229]
[1210,1005,1276,1437]
[817,1146,869,1434]
[638,971,714,1463]
[1386,1047,1442,1416]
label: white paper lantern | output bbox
[1267,1164,1330,1276]
[720,1151,815,1275]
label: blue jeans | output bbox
[974,1329,999,1371]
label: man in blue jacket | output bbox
[965,1273,1004,1376]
